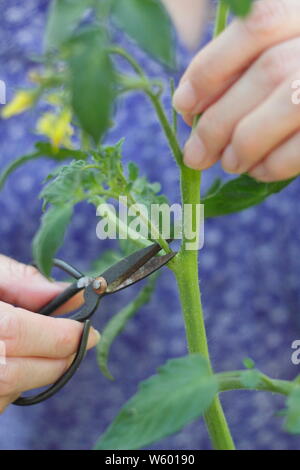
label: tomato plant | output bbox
[1,0,300,450]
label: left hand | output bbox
[173,0,300,182]
[0,255,98,413]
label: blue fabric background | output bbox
[1,0,300,450]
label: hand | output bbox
[173,0,300,182]
[0,255,100,412]
[162,0,207,50]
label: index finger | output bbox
[0,302,100,359]
[173,0,300,116]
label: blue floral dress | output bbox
[1,0,300,450]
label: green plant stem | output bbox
[169,78,178,134]
[113,164,171,253]
[110,2,235,447]
[145,68,235,449]
[170,2,233,448]
[170,166,235,450]
[146,90,183,167]
[82,47,172,254]
[214,1,230,37]
[92,199,150,248]
[108,47,181,167]
[217,372,293,396]
[108,46,146,77]
[0,153,39,190]
[126,194,171,254]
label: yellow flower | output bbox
[2,90,38,118]
[36,109,74,151]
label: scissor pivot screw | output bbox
[92,276,107,295]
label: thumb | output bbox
[0,254,81,312]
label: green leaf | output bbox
[92,139,124,190]
[97,274,158,380]
[284,386,300,434]
[95,354,218,450]
[68,27,115,143]
[203,175,296,218]
[92,141,169,210]
[294,375,300,385]
[204,178,222,199]
[0,143,87,191]
[40,160,92,207]
[243,358,255,369]
[35,142,88,161]
[131,176,168,209]
[224,0,253,17]
[111,0,175,67]
[0,151,41,191]
[32,204,73,277]
[128,162,139,182]
[45,0,91,50]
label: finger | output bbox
[0,355,76,398]
[0,303,101,358]
[184,37,300,169]
[163,0,208,51]
[180,73,242,127]
[0,254,85,315]
[0,393,20,414]
[173,0,300,116]
[220,70,300,174]
[0,255,70,311]
[51,284,84,316]
[249,131,300,182]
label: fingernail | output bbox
[91,328,101,344]
[250,165,268,181]
[184,134,206,169]
[173,80,197,113]
[222,145,239,173]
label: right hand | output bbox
[173,0,300,182]
[0,255,100,412]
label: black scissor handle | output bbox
[13,259,92,407]
[14,320,91,406]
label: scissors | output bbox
[13,241,175,406]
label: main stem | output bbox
[180,1,233,448]
[172,166,235,450]
[147,78,235,450]
[120,0,234,447]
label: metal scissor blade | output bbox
[101,242,166,292]
[107,252,176,293]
